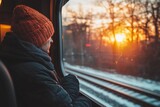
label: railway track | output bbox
[65,66,160,107]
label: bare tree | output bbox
[139,0,160,43]
[139,0,151,41]
[151,1,160,43]
[123,0,143,42]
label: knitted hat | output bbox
[11,5,54,47]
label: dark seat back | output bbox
[0,61,17,107]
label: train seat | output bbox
[0,61,17,107]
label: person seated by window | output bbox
[0,5,92,107]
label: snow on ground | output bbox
[64,63,160,93]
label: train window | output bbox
[0,24,11,42]
[62,0,160,107]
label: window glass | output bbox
[62,0,160,93]
[0,24,11,42]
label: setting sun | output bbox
[115,33,126,42]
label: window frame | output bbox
[50,0,69,77]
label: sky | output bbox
[63,0,106,13]
[66,0,97,5]
[62,0,107,26]
[62,0,106,19]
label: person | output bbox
[0,5,92,107]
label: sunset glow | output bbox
[115,33,126,43]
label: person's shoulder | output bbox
[12,61,50,74]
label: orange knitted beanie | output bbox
[11,5,54,47]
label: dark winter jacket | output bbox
[0,32,91,107]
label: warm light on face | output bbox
[115,33,126,42]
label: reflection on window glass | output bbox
[62,0,160,93]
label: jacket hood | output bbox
[0,32,54,70]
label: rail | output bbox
[65,66,160,107]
